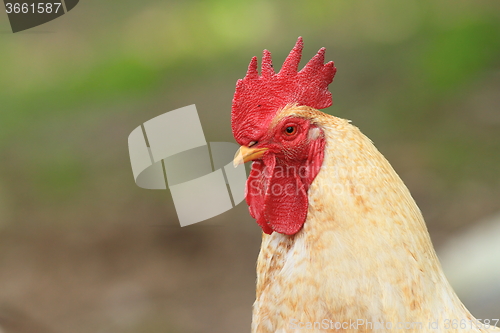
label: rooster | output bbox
[231,37,499,333]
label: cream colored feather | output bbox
[251,105,499,333]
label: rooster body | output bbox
[252,106,495,332]
[231,38,499,333]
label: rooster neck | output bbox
[252,113,487,332]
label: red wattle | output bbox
[246,138,325,235]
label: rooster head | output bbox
[231,37,336,235]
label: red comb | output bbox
[232,37,336,144]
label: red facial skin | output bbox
[231,37,335,235]
[245,116,325,235]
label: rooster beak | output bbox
[233,146,269,167]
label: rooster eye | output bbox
[284,126,297,136]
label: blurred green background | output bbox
[0,0,499,332]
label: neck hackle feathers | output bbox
[231,37,337,145]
